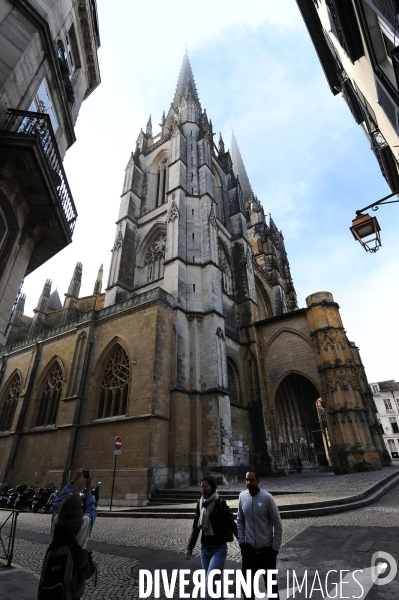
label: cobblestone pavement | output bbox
[9,476,399,598]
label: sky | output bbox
[20,0,399,383]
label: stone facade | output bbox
[0,0,101,348]
[0,54,389,505]
[297,0,399,196]
[370,380,399,460]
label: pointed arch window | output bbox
[36,362,63,427]
[0,374,21,431]
[97,344,130,419]
[212,167,224,223]
[143,232,166,283]
[156,158,168,207]
[227,360,241,405]
[218,243,233,296]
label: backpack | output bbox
[37,533,79,600]
[38,532,97,600]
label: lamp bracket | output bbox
[356,190,399,215]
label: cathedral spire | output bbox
[93,264,103,294]
[146,115,152,137]
[34,279,52,313]
[230,130,253,204]
[10,293,26,326]
[172,50,201,110]
[218,133,225,154]
[66,262,82,299]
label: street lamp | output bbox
[350,189,399,252]
[350,213,381,252]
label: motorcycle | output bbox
[79,481,101,510]
[0,485,11,508]
[32,485,56,513]
[14,483,37,511]
[43,488,59,513]
[5,487,18,509]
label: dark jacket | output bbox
[187,497,237,551]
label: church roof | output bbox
[230,130,253,203]
[47,289,62,311]
[172,51,201,110]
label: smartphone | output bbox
[83,468,90,479]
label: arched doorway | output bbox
[275,373,330,469]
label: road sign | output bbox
[114,436,122,451]
[114,450,121,455]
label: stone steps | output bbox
[97,471,399,520]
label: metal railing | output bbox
[280,442,318,465]
[0,109,77,234]
[0,508,19,567]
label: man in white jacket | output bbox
[237,469,282,599]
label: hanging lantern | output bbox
[350,213,381,252]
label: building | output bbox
[0,0,101,349]
[0,54,390,505]
[370,379,399,459]
[296,0,399,194]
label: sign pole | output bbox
[110,453,117,512]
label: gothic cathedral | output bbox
[0,54,389,505]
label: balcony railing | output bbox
[0,109,77,234]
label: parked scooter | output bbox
[0,485,11,508]
[43,487,58,513]
[5,487,18,509]
[32,485,57,513]
[14,483,37,511]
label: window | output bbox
[155,158,168,207]
[219,243,233,296]
[371,384,379,394]
[396,399,399,411]
[97,345,130,419]
[36,362,63,427]
[29,79,58,131]
[0,207,6,250]
[389,418,399,433]
[143,232,166,283]
[384,398,393,410]
[0,375,21,431]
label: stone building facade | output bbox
[370,380,399,459]
[297,0,399,197]
[0,54,390,505]
[0,0,101,349]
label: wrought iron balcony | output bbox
[326,0,364,62]
[0,109,77,234]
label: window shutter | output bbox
[374,72,399,132]
[325,0,364,62]
[342,79,365,123]
[390,45,399,88]
[379,143,399,190]
[364,0,399,30]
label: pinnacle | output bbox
[230,130,253,203]
[172,51,201,110]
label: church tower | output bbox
[0,52,386,500]
[104,52,297,483]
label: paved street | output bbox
[2,468,399,599]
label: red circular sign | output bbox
[114,436,122,450]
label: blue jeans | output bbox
[200,544,228,600]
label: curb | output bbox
[97,471,399,519]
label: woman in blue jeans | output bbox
[185,475,237,599]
